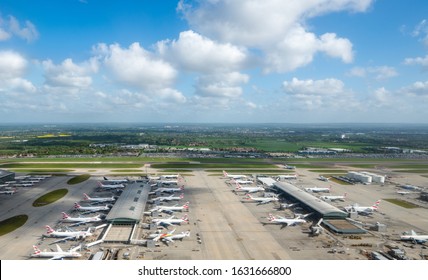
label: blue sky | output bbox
[1,0,428,123]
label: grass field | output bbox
[33,189,68,207]
[383,198,420,209]
[0,215,28,236]
[67,174,90,185]
[151,163,276,169]
[1,163,143,169]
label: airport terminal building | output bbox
[273,181,366,234]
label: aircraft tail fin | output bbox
[62,212,70,219]
[182,214,189,222]
[267,213,275,222]
[45,225,54,234]
[83,193,90,200]
[223,170,228,177]
[33,245,41,255]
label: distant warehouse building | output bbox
[346,171,385,184]
[0,170,15,184]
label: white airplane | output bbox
[277,202,298,210]
[151,214,189,229]
[320,193,347,202]
[0,188,17,195]
[232,178,254,185]
[30,244,82,260]
[61,212,103,226]
[149,194,184,203]
[83,193,116,203]
[400,184,422,191]
[344,200,381,215]
[396,190,419,195]
[151,185,184,194]
[266,213,308,228]
[277,174,298,180]
[103,176,128,184]
[400,230,428,244]
[284,164,296,170]
[97,181,126,190]
[147,228,176,242]
[13,183,33,187]
[317,175,330,182]
[304,186,331,193]
[244,194,279,205]
[148,175,161,180]
[149,202,189,215]
[161,174,180,179]
[234,181,265,194]
[43,225,92,243]
[223,170,247,179]
[161,230,191,244]
[74,202,111,213]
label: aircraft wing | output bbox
[70,221,86,227]
[49,255,65,260]
[257,200,271,205]
[48,236,76,245]
[162,209,174,215]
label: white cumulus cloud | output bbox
[179,0,373,72]
[157,30,248,73]
[0,50,36,93]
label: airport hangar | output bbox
[101,182,151,244]
[272,181,366,234]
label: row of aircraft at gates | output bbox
[222,170,428,243]
[31,175,192,259]
[28,171,428,259]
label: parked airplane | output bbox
[244,194,279,205]
[83,193,116,203]
[161,230,191,244]
[149,202,189,215]
[31,244,82,260]
[149,193,184,203]
[103,176,129,184]
[277,202,298,210]
[284,164,296,170]
[396,190,419,195]
[277,174,298,180]
[304,186,331,193]
[234,181,265,194]
[157,180,179,185]
[320,193,347,202]
[43,225,92,243]
[266,213,308,228]
[74,202,111,213]
[0,188,17,195]
[400,184,422,191]
[151,186,184,194]
[317,175,330,182]
[151,214,189,228]
[97,181,126,190]
[147,228,176,242]
[161,174,180,179]
[344,200,381,215]
[223,170,247,179]
[233,179,254,185]
[400,230,428,244]
[61,212,103,226]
